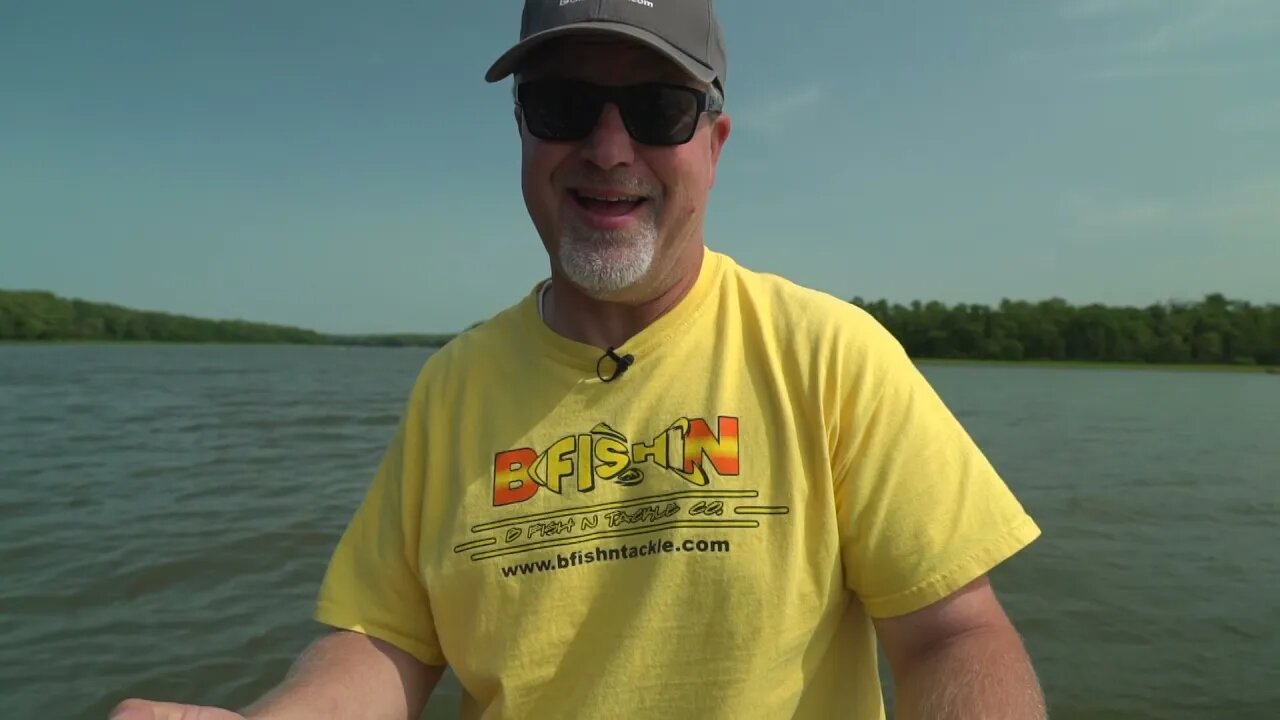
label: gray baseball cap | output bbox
[484,0,727,92]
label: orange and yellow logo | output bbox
[493,416,739,507]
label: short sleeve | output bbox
[313,389,446,666]
[833,326,1041,619]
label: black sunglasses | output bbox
[516,78,722,147]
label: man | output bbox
[113,2,1046,718]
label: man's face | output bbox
[517,40,730,302]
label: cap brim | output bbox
[484,22,716,85]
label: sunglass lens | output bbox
[622,85,701,145]
[519,80,600,141]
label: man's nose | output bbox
[581,102,635,169]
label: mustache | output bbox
[565,173,660,198]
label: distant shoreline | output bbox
[0,337,453,349]
[5,289,1278,371]
[913,358,1276,374]
[0,290,457,349]
[4,340,1275,374]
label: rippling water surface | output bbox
[1,345,1277,719]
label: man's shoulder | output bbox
[717,251,899,355]
[415,295,530,386]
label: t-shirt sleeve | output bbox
[833,321,1041,619]
[313,389,445,667]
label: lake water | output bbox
[1,344,1277,719]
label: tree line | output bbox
[0,291,452,347]
[852,293,1280,366]
[3,289,1278,365]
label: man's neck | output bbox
[544,247,704,350]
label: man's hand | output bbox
[106,630,443,720]
[109,699,244,720]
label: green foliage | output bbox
[5,288,1275,364]
[0,290,328,344]
[324,333,458,347]
[0,290,463,347]
[852,294,1280,366]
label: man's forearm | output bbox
[240,631,443,720]
[891,626,1046,720]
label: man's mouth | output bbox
[569,189,647,218]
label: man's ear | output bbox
[708,113,731,185]
[711,113,731,157]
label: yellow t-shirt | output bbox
[314,247,1040,719]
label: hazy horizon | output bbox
[4,285,1273,338]
[4,1,1278,335]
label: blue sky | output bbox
[2,0,1277,334]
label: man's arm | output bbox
[110,630,446,720]
[873,576,1047,720]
